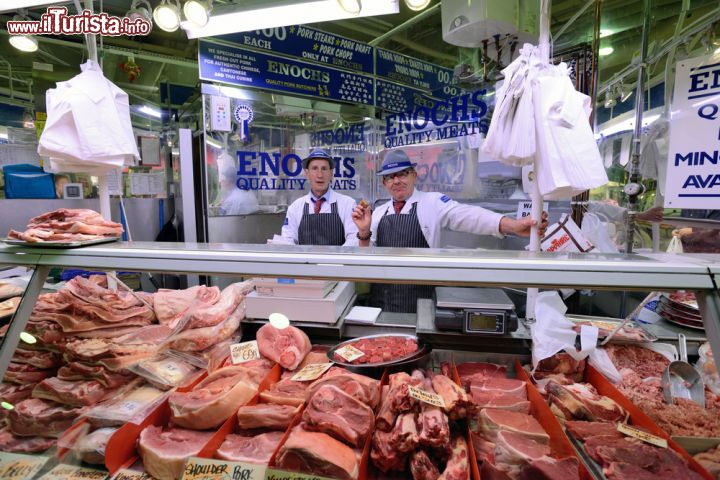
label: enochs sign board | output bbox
[199,40,374,105]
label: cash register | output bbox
[434,287,518,335]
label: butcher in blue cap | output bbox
[280,147,358,246]
[352,149,548,313]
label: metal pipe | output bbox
[554,0,596,41]
[624,0,652,254]
[369,3,441,46]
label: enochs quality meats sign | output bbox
[665,53,720,208]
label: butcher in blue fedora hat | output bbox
[279,147,358,246]
[352,148,548,313]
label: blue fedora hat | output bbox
[302,148,335,169]
[376,149,417,176]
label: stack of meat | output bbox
[458,362,580,479]
[138,358,274,480]
[604,344,720,438]
[369,366,471,480]
[8,208,123,243]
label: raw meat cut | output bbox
[260,377,308,406]
[472,396,531,414]
[0,382,34,404]
[334,336,418,364]
[138,425,214,480]
[471,431,496,464]
[517,456,580,480]
[306,371,380,409]
[431,374,473,420]
[371,429,407,472]
[410,450,440,480]
[237,404,299,430]
[296,347,331,371]
[546,381,628,423]
[275,427,359,480]
[256,323,311,370]
[388,412,419,453]
[9,398,83,437]
[302,384,374,446]
[32,376,128,407]
[376,372,423,430]
[154,285,221,327]
[494,430,550,466]
[565,421,623,441]
[9,209,123,242]
[0,426,55,453]
[12,348,61,369]
[166,304,244,352]
[169,366,260,430]
[4,363,55,384]
[438,435,470,480]
[185,281,253,330]
[457,362,507,389]
[469,377,526,400]
[480,462,513,480]
[694,444,720,478]
[604,344,670,378]
[216,431,284,463]
[85,385,166,427]
[57,362,135,387]
[479,409,549,443]
[418,404,450,449]
[74,427,116,464]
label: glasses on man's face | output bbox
[383,169,413,182]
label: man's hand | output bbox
[352,203,371,236]
[636,206,664,223]
[500,211,549,237]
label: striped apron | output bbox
[297,201,345,246]
[371,202,433,313]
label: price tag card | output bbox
[291,363,333,382]
[230,341,261,364]
[408,385,446,409]
[39,465,107,480]
[333,344,365,363]
[183,457,266,480]
[0,452,49,480]
[617,423,668,448]
[264,468,336,480]
[111,470,153,480]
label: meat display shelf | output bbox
[0,242,719,384]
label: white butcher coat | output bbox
[39,60,139,174]
[368,189,504,248]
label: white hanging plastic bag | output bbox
[581,212,619,253]
[588,348,622,383]
[667,235,684,253]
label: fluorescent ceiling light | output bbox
[9,35,38,52]
[337,0,361,14]
[127,0,153,25]
[404,0,431,11]
[219,86,252,100]
[600,29,613,38]
[596,114,660,138]
[182,0,399,39]
[599,46,614,56]
[139,105,162,118]
[183,0,212,27]
[154,0,182,32]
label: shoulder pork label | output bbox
[0,452,49,480]
[264,469,336,480]
[230,340,261,364]
[407,385,445,408]
[183,457,266,480]
[291,363,333,382]
[617,423,668,448]
[333,344,365,363]
[39,465,107,480]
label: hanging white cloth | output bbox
[39,60,139,173]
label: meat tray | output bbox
[660,294,702,317]
[2,236,121,248]
[327,334,431,375]
[657,303,705,331]
[566,315,658,344]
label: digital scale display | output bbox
[465,311,505,334]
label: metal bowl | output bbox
[334,344,433,378]
[328,333,427,369]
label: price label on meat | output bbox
[407,385,446,409]
[291,363,334,382]
[111,470,153,480]
[333,344,365,363]
[183,457,266,480]
[39,465,107,480]
[230,340,260,364]
[617,423,668,448]
[0,452,49,480]
[265,469,336,480]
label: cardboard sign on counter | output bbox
[291,363,333,382]
[333,344,365,363]
[264,468,336,480]
[39,465,107,480]
[110,469,153,480]
[0,452,49,480]
[407,385,445,409]
[617,423,668,448]
[230,341,260,364]
[183,457,266,480]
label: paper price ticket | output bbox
[230,341,260,364]
[617,423,668,448]
[334,344,365,362]
[39,465,107,480]
[0,452,49,480]
[291,363,334,382]
[408,385,446,409]
[111,470,153,480]
[265,468,336,480]
[183,457,266,480]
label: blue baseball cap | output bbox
[376,149,417,176]
[302,148,335,169]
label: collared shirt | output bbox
[369,189,504,248]
[281,189,359,246]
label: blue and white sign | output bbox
[217,26,374,75]
[376,47,461,98]
[376,79,436,113]
[665,53,720,208]
[199,40,374,105]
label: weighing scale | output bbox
[434,287,518,335]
